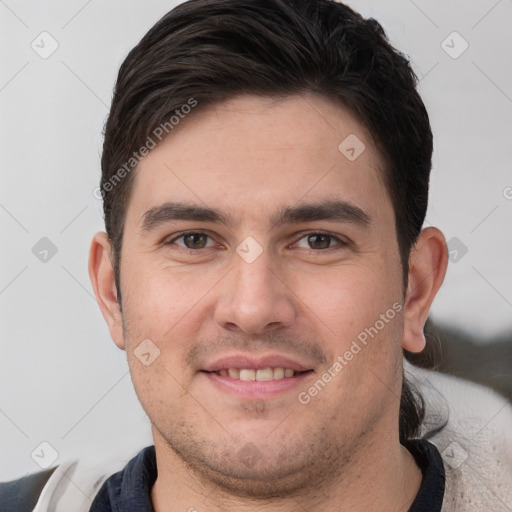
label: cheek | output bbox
[121,254,211,337]
[289,261,400,346]
[293,259,404,406]
[127,356,190,431]
[120,262,199,414]
[292,266,404,415]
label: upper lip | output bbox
[202,353,315,373]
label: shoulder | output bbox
[404,359,512,441]
[404,360,512,511]
[0,458,104,512]
[0,466,57,512]
[0,446,150,512]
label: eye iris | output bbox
[308,234,331,249]
[184,233,207,249]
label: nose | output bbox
[213,247,297,335]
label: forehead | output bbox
[126,93,392,230]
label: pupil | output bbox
[309,234,330,249]
[185,233,206,249]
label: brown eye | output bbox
[167,231,215,250]
[307,234,332,249]
[294,233,345,250]
[182,233,208,249]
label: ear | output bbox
[402,227,448,353]
[88,232,126,350]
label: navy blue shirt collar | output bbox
[90,439,444,511]
[403,438,445,511]
[90,445,157,512]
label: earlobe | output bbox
[402,227,449,353]
[88,232,126,350]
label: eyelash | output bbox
[165,230,348,252]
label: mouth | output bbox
[202,367,313,381]
[199,354,316,399]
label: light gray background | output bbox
[1,0,511,481]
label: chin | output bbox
[191,456,317,499]
[167,429,344,499]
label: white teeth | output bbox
[256,367,273,381]
[228,368,240,379]
[240,369,256,381]
[273,367,285,379]
[216,367,297,380]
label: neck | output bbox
[150,428,422,512]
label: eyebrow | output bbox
[140,199,372,232]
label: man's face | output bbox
[116,94,406,494]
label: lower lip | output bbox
[201,371,313,399]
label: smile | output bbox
[210,367,307,381]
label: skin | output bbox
[89,93,448,511]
